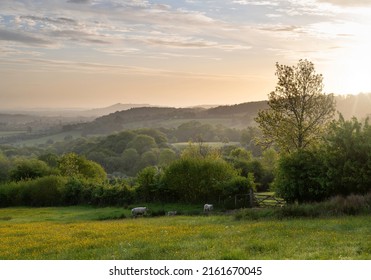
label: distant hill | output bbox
[78,94,371,136]
[0,103,150,118]
[3,93,371,145]
[80,103,151,117]
[78,101,269,135]
[206,101,268,116]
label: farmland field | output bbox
[0,207,370,260]
[0,130,26,137]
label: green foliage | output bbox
[134,128,169,147]
[274,150,328,203]
[127,134,157,155]
[222,145,276,192]
[235,192,371,220]
[0,176,67,207]
[0,175,135,207]
[89,182,135,206]
[58,153,106,182]
[10,158,54,181]
[240,127,262,156]
[180,141,221,160]
[229,147,252,161]
[162,157,239,203]
[122,148,140,165]
[255,59,335,152]
[61,177,135,207]
[0,153,12,183]
[324,116,371,196]
[0,181,21,207]
[38,153,59,168]
[136,166,163,202]
[24,176,67,207]
[272,116,371,203]
[138,150,159,170]
[158,148,177,166]
[101,131,136,154]
[220,175,253,197]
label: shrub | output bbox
[162,157,239,203]
[274,150,328,203]
[21,176,67,207]
[233,192,371,220]
[0,181,21,207]
[325,193,371,215]
[324,116,371,196]
[10,159,54,181]
[62,177,85,205]
[1,176,67,207]
[58,153,107,182]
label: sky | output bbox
[1,0,371,109]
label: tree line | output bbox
[0,142,276,208]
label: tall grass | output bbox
[235,193,371,221]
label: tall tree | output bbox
[255,59,335,152]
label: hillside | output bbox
[3,93,371,146]
[79,101,268,135]
[79,103,151,117]
[79,94,371,136]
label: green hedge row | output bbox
[0,175,135,207]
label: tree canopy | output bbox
[255,59,335,153]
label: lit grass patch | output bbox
[0,207,370,260]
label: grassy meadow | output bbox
[0,206,370,260]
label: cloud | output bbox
[142,36,217,49]
[67,0,91,4]
[318,0,371,7]
[258,25,302,33]
[50,30,110,45]
[0,28,52,46]
[0,45,41,57]
[233,0,278,6]
[20,15,77,26]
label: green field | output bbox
[0,130,26,137]
[0,207,370,260]
[15,130,84,146]
[172,142,240,150]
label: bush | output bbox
[324,116,371,196]
[274,150,328,203]
[162,157,239,203]
[58,153,107,182]
[0,181,21,207]
[21,176,67,207]
[90,183,135,206]
[0,176,67,207]
[10,159,54,181]
[62,177,85,205]
[0,175,135,208]
[325,193,371,215]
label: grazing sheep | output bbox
[131,207,148,217]
[167,211,177,216]
[204,204,213,212]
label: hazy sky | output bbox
[1,0,371,109]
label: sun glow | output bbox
[333,44,371,95]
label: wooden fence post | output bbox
[249,188,254,207]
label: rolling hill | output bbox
[2,93,371,145]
